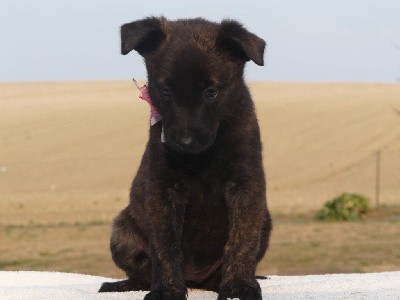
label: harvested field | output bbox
[1,81,399,275]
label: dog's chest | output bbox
[182,179,228,232]
[171,176,229,281]
[173,174,228,226]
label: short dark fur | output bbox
[99,17,272,300]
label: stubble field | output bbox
[0,81,399,277]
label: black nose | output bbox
[167,128,214,154]
[176,131,194,149]
[175,129,194,150]
[179,135,193,145]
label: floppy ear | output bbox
[120,17,165,56]
[217,20,266,66]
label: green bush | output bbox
[315,193,370,221]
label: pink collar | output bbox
[133,79,165,142]
[138,85,163,126]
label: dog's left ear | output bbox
[120,17,165,56]
[217,20,266,66]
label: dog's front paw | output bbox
[98,282,114,293]
[99,280,134,293]
[144,290,187,300]
[218,280,262,300]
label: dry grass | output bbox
[1,208,399,277]
[258,207,400,275]
[0,81,399,277]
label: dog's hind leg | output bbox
[99,208,151,292]
[256,209,273,262]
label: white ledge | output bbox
[0,271,399,299]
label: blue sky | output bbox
[1,0,400,82]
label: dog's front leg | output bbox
[218,182,265,300]
[144,185,187,300]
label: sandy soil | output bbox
[1,81,399,225]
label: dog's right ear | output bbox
[217,20,266,66]
[120,17,165,56]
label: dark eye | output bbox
[161,86,171,97]
[205,88,218,101]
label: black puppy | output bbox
[99,17,272,300]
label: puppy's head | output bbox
[121,17,265,154]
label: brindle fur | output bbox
[99,17,272,300]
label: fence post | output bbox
[375,150,381,209]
